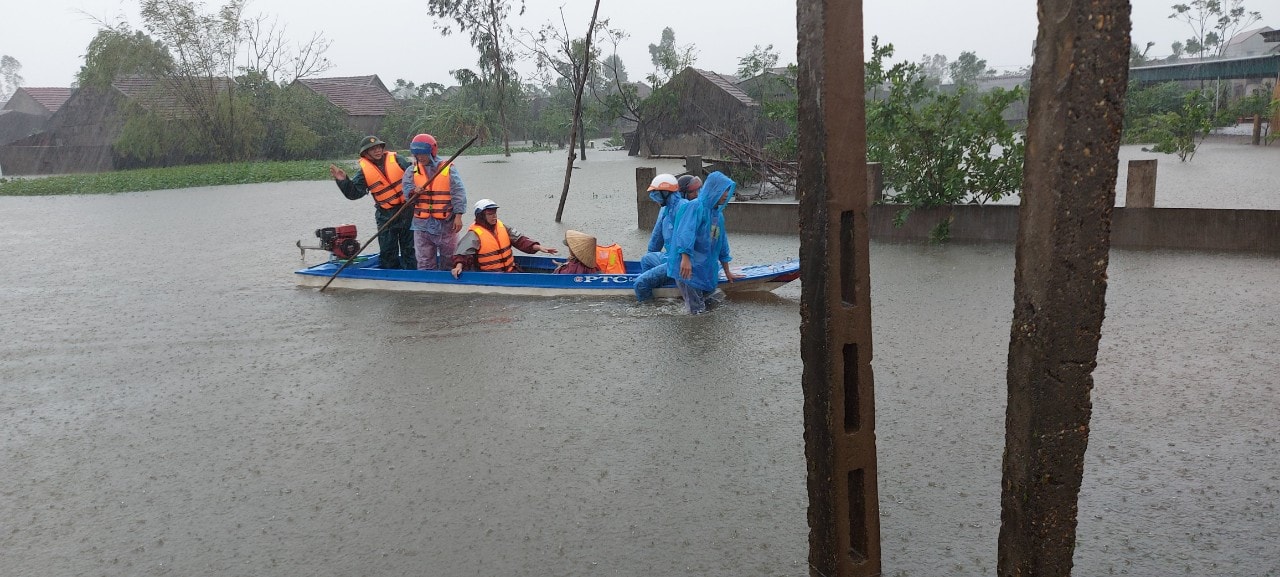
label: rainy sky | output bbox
[4,0,1240,88]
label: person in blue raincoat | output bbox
[634,174,700,301]
[664,171,742,314]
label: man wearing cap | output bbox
[451,199,558,277]
[328,136,416,269]
[401,133,467,270]
[633,173,700,301]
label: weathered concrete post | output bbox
[997,1,1130,576]
[685,155,704,178]
[1125,159,1157,208]
[866,162,884,207]
[797,1,880,576]
[636,167,657,230]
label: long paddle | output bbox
[319,135,479,292]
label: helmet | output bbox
[647,173,678,192]
[358,135,386,154]
[410,133,437,157]
[474,198,499,216]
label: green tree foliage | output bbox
[77,24,173,90]
[0,55,23,102]
[947,51,992,87]
[81,0,337,167]
[1123,81,1187,136]
[737,44,779,79]
[1145,90,1215,161]
[1130,41,1156,67]
[1169,0,1262,58]
[427,0,524,156]
[647,27,697,86]
[865,38,1025,240]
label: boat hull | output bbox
[295,255,799,297]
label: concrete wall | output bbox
[639,199,1280,253]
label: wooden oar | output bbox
[319,135,479,292]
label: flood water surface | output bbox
[1,150,1277,576]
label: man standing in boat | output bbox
[451,199,558,277]
[328,136,416,269]
[401,133,467,270]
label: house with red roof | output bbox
[291,75,396,135]
[0,76,231,175]
[0,87,73,147]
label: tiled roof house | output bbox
[0,87,74,148]
[0,76,232,175]
[293,75,396,134]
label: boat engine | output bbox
[315,225,361,259]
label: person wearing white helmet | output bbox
[633,173,700,301]
[451,199,558,277]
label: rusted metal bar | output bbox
[796,1,880,576]
[997,1,1131,576]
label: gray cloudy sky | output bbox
[4,0,1236,88]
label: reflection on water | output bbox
[1,150,1276,576]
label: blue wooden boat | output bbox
[295,254,800,297]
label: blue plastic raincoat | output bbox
[646,189,686,254]
[664,171,735,292]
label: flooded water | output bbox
[1,149,1277,576]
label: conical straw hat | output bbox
[564,229,598,268]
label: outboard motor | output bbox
[315,225,361,259]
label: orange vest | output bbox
[411,163,454,220]
[472,220,516,272]
[595,244,625,273]
[359,152,406,209]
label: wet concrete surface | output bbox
[1,149,1277,576]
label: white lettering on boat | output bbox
[576,275,632,284]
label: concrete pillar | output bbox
[1125,159,1157,208]
[998,1,1130,576]
[684,155,704,178]
[636,167,657,230]
[866,162,884,207]
[796,1,880,576]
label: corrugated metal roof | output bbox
[296,76,395,117]
[16,87,73,112]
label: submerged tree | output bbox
[428,0,524,156]
[865,38,1025,241]
[524,0,602,222]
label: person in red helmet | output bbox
[328,135,416,269]
[401,133,467,270]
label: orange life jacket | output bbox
[595,243,625,273]
[472,220,516,272]
[411,163,453,220]
[358,152,406,209]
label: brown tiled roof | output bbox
[692,68,757,106]
[297,76,395,117]
[17,87,73,112]
[111,75,234,118]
